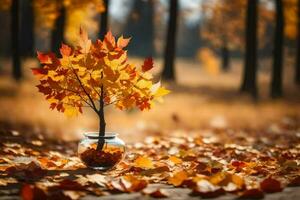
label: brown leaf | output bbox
[6,161,46,180]
[141,165,170,176]
[49,179,85,191]
[238,189,264,199]
[288,176,300,187]
[260,177,282,193]
[109,175,148,193]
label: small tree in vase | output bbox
[32,28,169,170]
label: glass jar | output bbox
[78,132,125,171]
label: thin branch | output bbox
[88,72,101,98]
[67,58,99,114]
[61,87,94,108]
[72,70,99,113]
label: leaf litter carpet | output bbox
[0,118,300,199]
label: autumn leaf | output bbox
[117,35,130,49]
[60,43,72,57]
[288,176,300,187]
[168,170,188,186]
[168,156,182,165]
[142,188,169,198]
[191,179,226,198]
[79,27,91,53]
[134,156,154,169]
[238,189,264,199]
[109,175,147,193]
[142,57,153,72]
[260,177,283,193]
[37,51,55,64]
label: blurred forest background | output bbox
[0,0,299,142]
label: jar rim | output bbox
[84,132,118,139]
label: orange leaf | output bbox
[60,43,72,57]
[168,170,188,186]
[134,156,154,169]
[104,31,116,50]
[117,35,130,49]
[168,156,182,165]
[37,51,54,64]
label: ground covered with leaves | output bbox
[0,118,300,200]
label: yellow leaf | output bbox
[134,156,154,169]
[168,170,188,186]
[64,106,80,117]
[153,87,170,98]
[168,156,182,165]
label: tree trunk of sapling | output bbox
[97,84,106,151]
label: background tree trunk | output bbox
[11,0,22,81]
[20,0,34,57]
[51,3,65,55]
[123,0,154,57]
[240,0,258,98]
[162,0,178,81]
[99,0,109,40]
[295,0,300,85]
[221,42,230,71]
[271,0,284,98]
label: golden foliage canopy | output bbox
[32,29,169,117]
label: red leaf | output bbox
[31,68,47,75]
[36,85,51,95]
[21,184,47,200]
[37,52,55,64]
[60,43,72,57]
[260,178,282,193]
[142,57,153,72]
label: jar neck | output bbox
[84,132,118,140]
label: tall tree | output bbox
[221,39,229,71]
[240,0,258,98]
[162,0,178,81]
[99,0,109,40]
[11,0,22,81]
[296,0,300,85]
[51,2,66,55]
[124,0,155,57]
[271,0,284,98]
[20,0,34,57]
